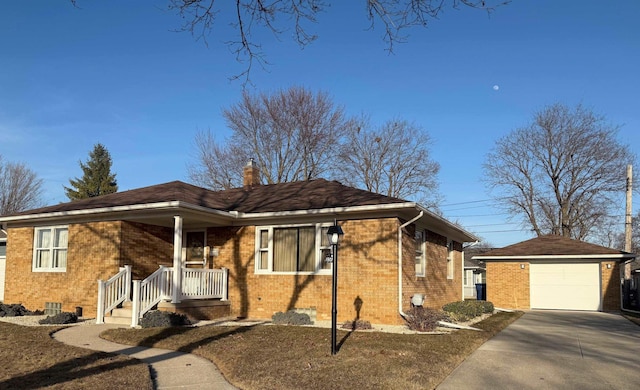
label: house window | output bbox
[33,226,68,272]
[446,239,454,279]
[255,224,333,274]
[257,229,269,271]
[415,230,426,277]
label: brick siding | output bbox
[120,221,173,279]
[601,261,620,311]
[402,228,463,313]
[5,222,123,317]
[5,217,462,325]
[212,218,462,326]
[486,262,530,310]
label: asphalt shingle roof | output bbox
[474,235,631,258]
[464,246,493,268]
[5,179,408,217]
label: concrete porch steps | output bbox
[104,303,133,325]
[102,299,232,325]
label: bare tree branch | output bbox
[484,103,636,241]
[188,86,348,188]
[166,0,508,83]
[336,116,441,207]
[0,156,44,215]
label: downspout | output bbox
[398,211,423,319]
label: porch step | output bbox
[104,306,133,325]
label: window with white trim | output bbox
[33,226,68,272]
[415,230,426,277]
[255,224,333,274]
[446,239,454,279]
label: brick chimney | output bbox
[243,158,260,187]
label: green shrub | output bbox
[0,303,43,317]
[271,310,313,325]
[442,300,494,322]
[139,310,191,328]
[405,307,450,332]
[38,312,78,325]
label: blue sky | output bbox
[1,1,639,247]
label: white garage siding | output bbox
[530,262,601,311]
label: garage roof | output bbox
[473,235,635,261]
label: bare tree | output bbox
[188,86,349,188]
[167,0,508,82]
[603,211,640,253]
[336,116,441,206]
[484,103,636,241]
[188,130,247,189]
[0,156,44,215]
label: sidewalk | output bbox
[54,324,238,390]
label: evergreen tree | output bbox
[64,143,118,200]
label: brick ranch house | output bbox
[0,164,478,326]
[474,235,635,312]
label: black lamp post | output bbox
[327,221,344,355]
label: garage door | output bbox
[530,263,601,311]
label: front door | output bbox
[184,230,206,267]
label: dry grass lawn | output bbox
[102,311,522,390]
[0,322,153,390]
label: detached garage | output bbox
[474,235,635,312]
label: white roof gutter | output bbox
[0,201,236,223]
[474,254,635,261]
[234,202,418,219]
[398,210,424,320]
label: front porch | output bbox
[96,214,233,326]
[96,264,230,327]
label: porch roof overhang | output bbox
[0,201,236,229]
[0,200,479,243]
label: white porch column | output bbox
[172,215,183,303]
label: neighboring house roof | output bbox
[473,235,635,261]
[464,246,493,270]
[0,180,478,243]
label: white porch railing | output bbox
[96,265,132,324]
[131,265,171,327]
[98,265,228,327]
[181,268,229,300]
[131,267,228,327]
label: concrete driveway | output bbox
[437,311,640,390]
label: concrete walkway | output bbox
[437,311,640,390]
[54,324,238,390]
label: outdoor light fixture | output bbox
[327,221,344,356]
[520,264,525,269]
[327,225,343,245]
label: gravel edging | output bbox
[0,315,96,327]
